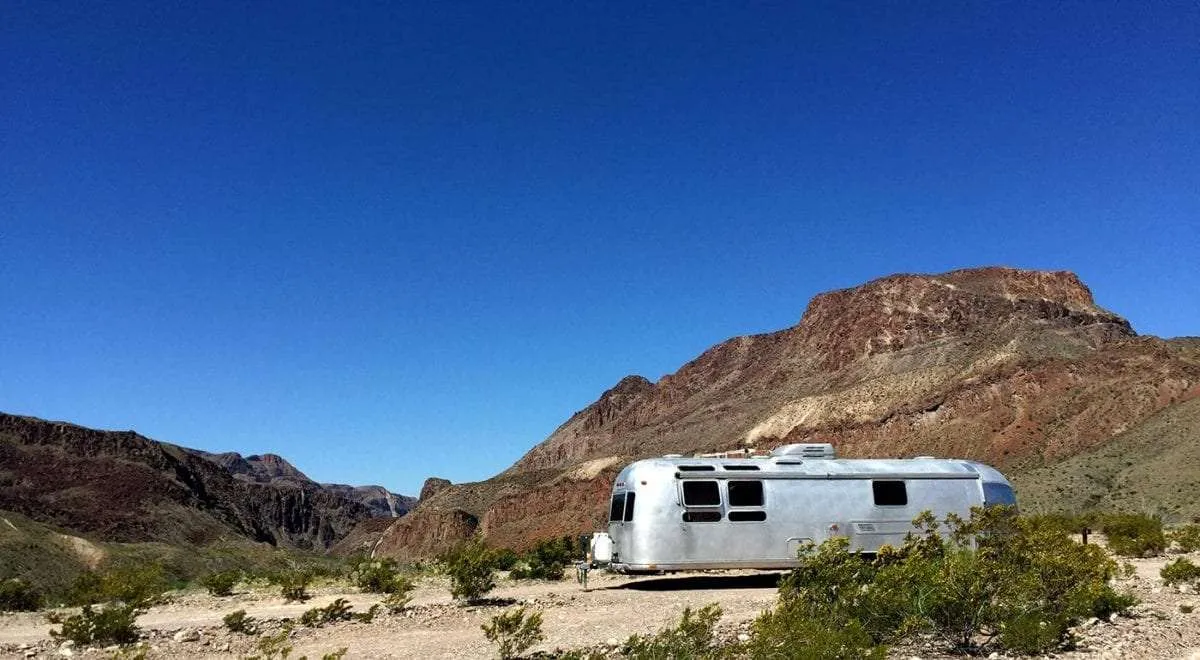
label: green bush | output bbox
[351,558,413,595]
[481,606,545,660]
[1169,524,1200,553]
[67,564,170,607]
[0,578,43,612]
[493,549,519,571]
[382,589,414,613]
[622,604,723,660]
[275,570,312,603]
[222,609,258,635]
[748,507,1135,656]
[48,603,144,646]
[200,570,239,597]
[1161,558,1200,586]
[300,598,355,627]
[510,536,577,581]
[299,598,378,627]
[1101,513,1166,557]
[438,537,499,603]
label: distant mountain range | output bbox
[373,267,1200,560]
[0,413,413,550]
[196,450,416,519]
[5,266,1197,562]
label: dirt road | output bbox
[0,558,1197,659]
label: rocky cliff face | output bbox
[380,267,1200,559]
[0,414,390,549]
[197,450,416,519]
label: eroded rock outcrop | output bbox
[0,413,385,549]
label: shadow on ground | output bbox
[607,573,784,591]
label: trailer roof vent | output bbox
[663,453,684,458]
[771,443,835,459]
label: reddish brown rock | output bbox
[374,266,1200,559]
[419,477,453,502]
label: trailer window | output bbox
[678,465,715,472]
[983,482,1016,507]
[872,480,907,506]
[728,481,764,507]
[728,510,767,522]
[623,492,636,521]
[682,511,722,522]
[723,465,760,471]
[609,493,626,521]
[682,481,720,506]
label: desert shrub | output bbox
[351,558,413,595]
[438,537,499,603]
[1169,524,1200,553]
[0,578,43,612]
[1101,513,1166,557]
[482,606,545,659]
[67,564,170,607]
[248,625,293,659]
[275,570,311,603]
[223,609,258,635]
[622,604,722,659]
[321,649,348,660]
[750,507,1135,656]
[1025,512,1098,536]
[300,598,355,626]
[1161,558,1200,586]
[493,549,520,571]
[382,588,414,613]
[200,570,239,597]
[48,602,144,646]
[510,537,577,581]
[299,598,378,627]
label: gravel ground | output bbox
[0,554,1197,659]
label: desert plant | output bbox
[748,507,1135,656]
[0,578,43,612]
[49,602,144,646]
[247,625,293,660]
[1169,524,1200,553]
[200,570,239,597]
[276,570,311,603]
[1161,557,1200,586]
[493,548,520,571]
[382,589,414,613]
[351,558,412,595]
[482,606,545,659]
[1101,513,1167,557]
[510,537,577,581]
[67,564,170,607]
[222,609,258,635]
[300,598,355,627]
[438,537,499,603]
[622,604,723,660]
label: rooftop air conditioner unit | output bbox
[770,443,836,459]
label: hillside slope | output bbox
[377,267,1200,558]
[198,451,417,518]
[0,413,403,550]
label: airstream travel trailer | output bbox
[606,443,1016,573]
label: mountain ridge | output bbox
[376,266,1200,558]
[0,412,414,550]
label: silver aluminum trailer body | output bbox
[607,445,1016,573]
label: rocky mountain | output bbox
[197,451,416,518]
[376,267,1200,559]
[0,413,412,550]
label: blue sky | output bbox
[2,2,1197,495]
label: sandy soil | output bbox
[0,556,1197,659]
